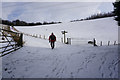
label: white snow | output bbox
[16,17,118,45]
[2,17,119,78]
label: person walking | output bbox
[49,33,56,49]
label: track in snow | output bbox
[2,35,119,78]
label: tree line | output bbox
[70,12,115,22]
[0,19,62,26]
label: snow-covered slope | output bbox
[16,17,118,45]
[2,17,119,78]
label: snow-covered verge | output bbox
[2,35,119,78]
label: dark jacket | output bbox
[49,34,56,42]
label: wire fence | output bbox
[71,38,118,46]
[19,32,118,47]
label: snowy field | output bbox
[16,17,118,45]
[2,17,119,78]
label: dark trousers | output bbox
[50,42,55,49]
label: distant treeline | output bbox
[0,11,116,26]
[0,19,62,26]
[70,12,115,22]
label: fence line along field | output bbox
[16,17,118,46]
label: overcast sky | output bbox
[2,2,115,22]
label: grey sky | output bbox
[2,2,114,22]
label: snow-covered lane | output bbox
[2,35,119,78]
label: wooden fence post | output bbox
[100,41,102,46]
[34,34,35,37]
[20,33,23,47]
[108,41,110,46]
[61,38,63,43]
[36,34,37,38]
[17,33,23,47]
[114,41,116,45]
[43,35,45,39]
[39,35,41,38]
[93,38,97,46]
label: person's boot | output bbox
[52,47,54,49]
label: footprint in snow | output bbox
[77,68,83,73]
[102,61,105,65]
[99,66,102,71]
[28,52,31,53]
[4,68,7,71]
[5,63,9,66]
[110,72,113,77]
[82,50,85,52]
[8,70,12,74]
[45,75,49,78]
[87,60,92,63]
[102,73,104,78]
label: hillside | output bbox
[16,17,118,45]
